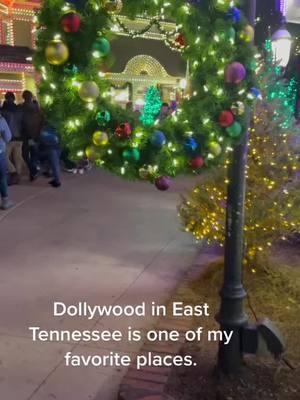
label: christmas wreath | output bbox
[35,0,256,190]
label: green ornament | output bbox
[92,37,110,58]
[224,27,236,41]
[122,148,140,162]
[226,121,242,138]
[96,110,111,125]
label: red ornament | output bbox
[190,156,205,169]
[175,33,186,49]
[115,123,132,138]
[219,111,234,128]
[61,12,81,33]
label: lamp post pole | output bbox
[217,0,257,374]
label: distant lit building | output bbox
[0,0,39,100]
[0,2,187,105]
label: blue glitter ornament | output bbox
[151,131,166,147]
[184,137,198,152]
[227,7,241,24]
[250,87,262,99]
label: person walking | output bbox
[39,124,62,188]
[1,92,24,184]
[20,90,43,181]
[0,113,13,210]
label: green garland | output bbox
[35,0,256,189]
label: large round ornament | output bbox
[225,62,246,84]
[224,27,236,41]
[96,110,111,125]
[45,40,69,65]
[151,131,166,147]
[85,145,97,159]
[208,141,222,157]
[227,7,241,23]
[219,111,234,128]
[78,81,99,102]
[103,0,123,14]
[240,25,255,42]
[190,156,204,169]
[155,176,172,191]
[92,37,110,58]
[115,123,132,138]
[226,121,242,138]
[92,131,108,146]
[184,137,198,152]
[61,12,81,33]
[122,148,140,162]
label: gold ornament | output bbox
[85,146,97,160]
[92,131,109,146]
[45,40,69,66]
[208,141,222,157]
[79,81,100,102]
[103,0,123,14]
[240,25,255,42]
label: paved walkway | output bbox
[0,170,198,400]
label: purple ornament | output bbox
[155,176,172,191]
[225,62,246,84]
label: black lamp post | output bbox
[217,0,257,374]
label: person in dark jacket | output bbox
[20,90,43,181]
[1,92,25,184]
[39,125,62,188]
[0,114,14,210]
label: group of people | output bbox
[0,90,64,210]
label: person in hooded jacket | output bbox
[0,114,14,210]
[1,92,25,184]
[20,90,43,181]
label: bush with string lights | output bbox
[179,55,300,269]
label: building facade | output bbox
[0,0,39,99]
[0,2,187,106]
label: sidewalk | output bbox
[0,170,199,400]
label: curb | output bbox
[118,245,222,400]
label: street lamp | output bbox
[271,27,292,67]
[217,0,256,374]
[217,0,285,374]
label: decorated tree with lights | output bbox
[34,0,256,190]
[179,57,300,269]
[140,86,162,126]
